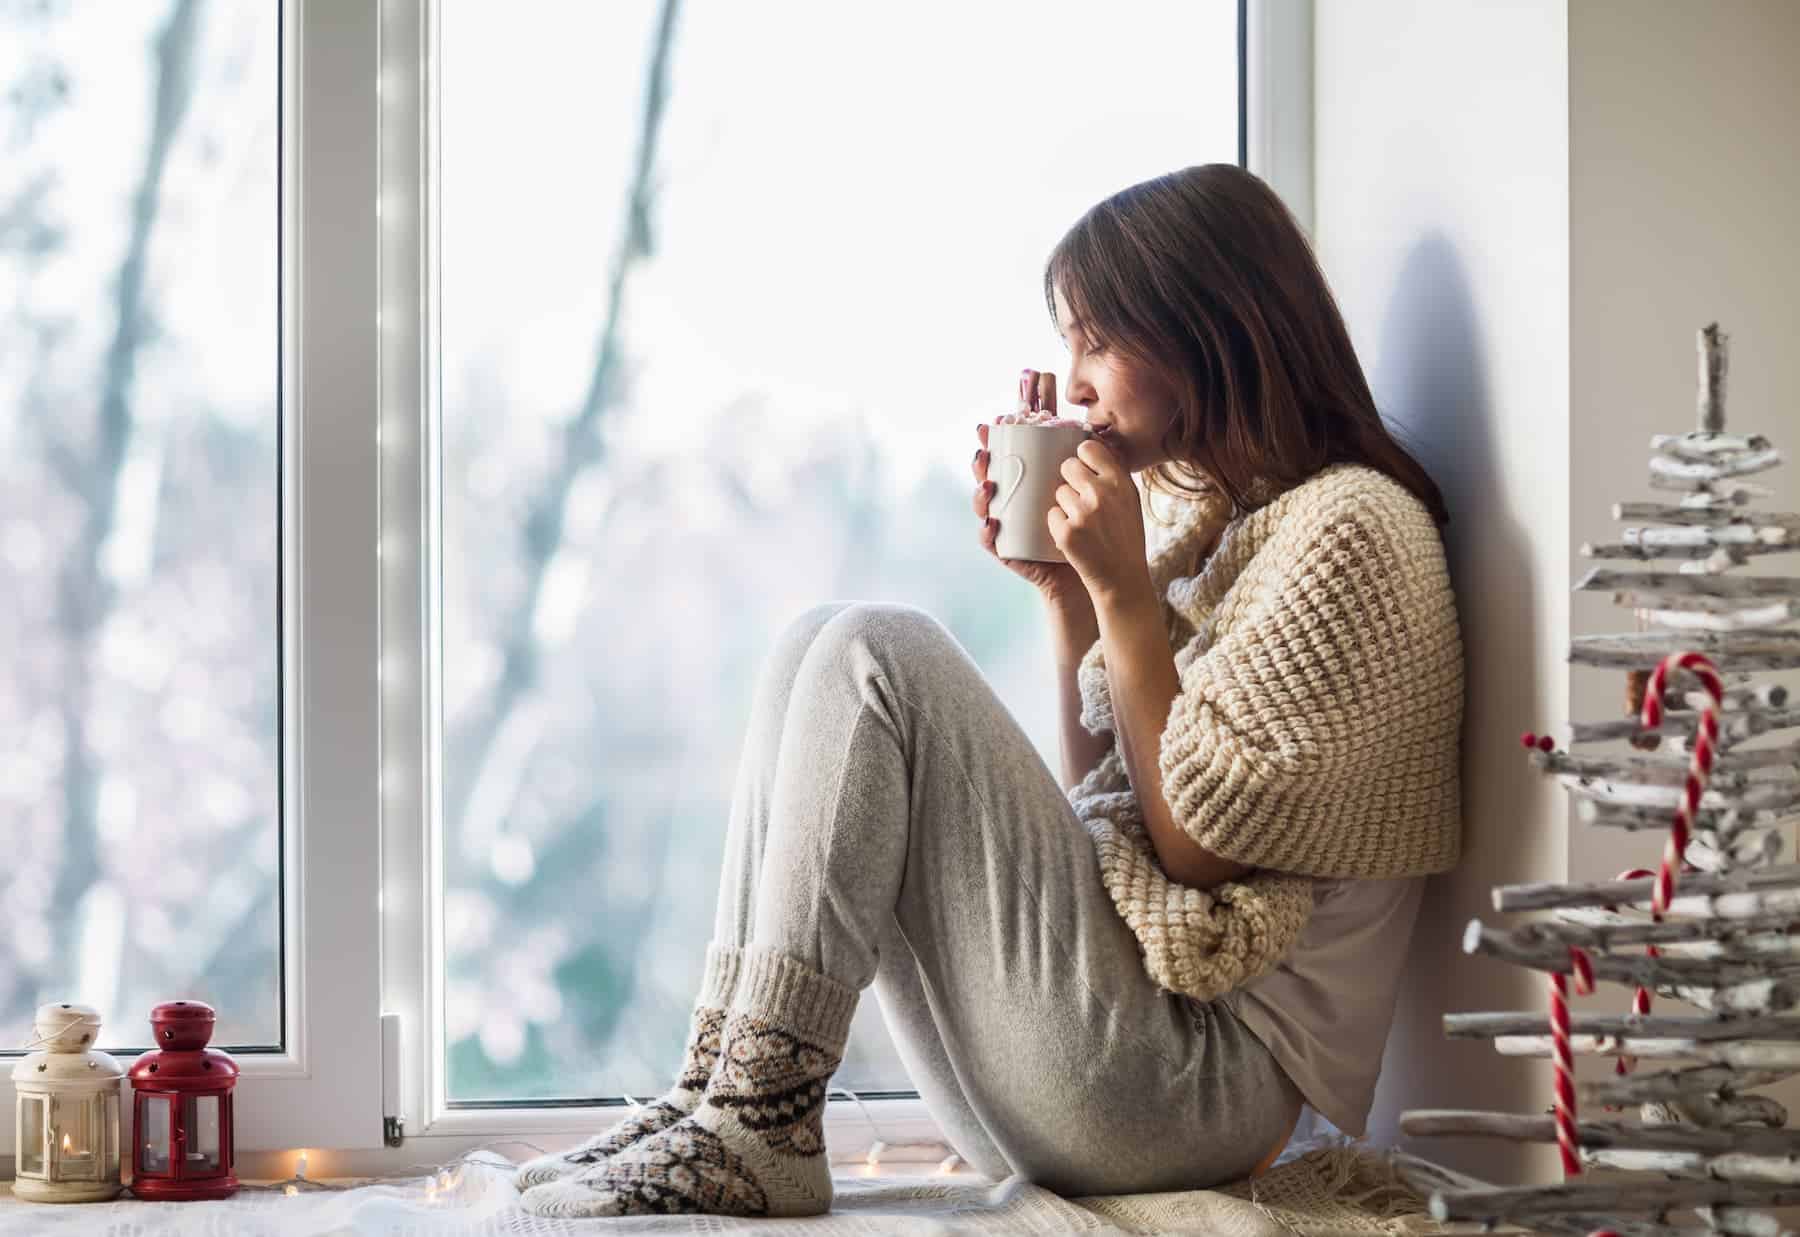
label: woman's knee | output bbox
[767,602,856,672]
[815,602,957,661]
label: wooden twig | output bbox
[1383,1153,1666,1237]
[1574,799,1796,838]
[1541,905,1800,947]
[1663,978,1800,1015]
[1444,1011,1800,1043]
[1663,1092,1789,1130]
[1625,524,1790,550]
[1650,431,1769,463]
[1699,322,1730,433]
[1637,602,1800,632]
[1584,1147,1800,1184]
[1425,1174,1800,1225]
[1534,743,1800,787]
[1679,684,1792,711]
[1620,590,1800,618]
[1616,499,1799,533]
[1569,630,1800,672]
[1685,828,1783,873]
[1576,567,1800,600]
[1696,1203,1797,1237]
[1492,1033,1800,1070]
[1653,927,1800,962]
[1463,920,1800,988]
[1557,777,1800,818]
[1579,1063,1796,1106]
[1398,1109,1800,1157]
[1570,706,1794,747]
[1647,447,1782,487]
[1494,863,1800,913]
[1651,477,1779,505]
[1585,529,1791,565]
[1681,488,1756,510]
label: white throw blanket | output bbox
[0,1133,1462,1236]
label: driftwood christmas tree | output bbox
[1392,324,1800,1237]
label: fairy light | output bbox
[936,1153,962,1175]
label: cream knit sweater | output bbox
[1068,462,1463,1002]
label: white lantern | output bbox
[11,1002,124,1203]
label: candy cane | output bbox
[1521,732,1601,1166]
[1550,945,1597,1176]
[1607,867,1659,1086]
[1639,652,1724,916]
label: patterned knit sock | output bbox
[513,943,743,1190]
[519,946,857,1219]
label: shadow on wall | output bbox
[1362,233,1559,1185]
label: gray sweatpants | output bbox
[710,601,1303,1196]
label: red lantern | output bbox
[127,1001,239,1200]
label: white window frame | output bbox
[7,0,1307,1180]
[2,0,387,1169]
[1246,0,1315,236]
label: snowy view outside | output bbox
[438,2,1237,1100]
[0,1,281,1051]
[0,0,1237,1100]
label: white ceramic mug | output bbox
[987,422,1094,562]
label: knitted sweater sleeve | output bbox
[1156,501,1463,879]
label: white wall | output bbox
[1566,0,1800,1157]
[1312,0,1570,1185]
[1313,0,1800,1188]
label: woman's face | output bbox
[1052,285,1175,474]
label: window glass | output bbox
[140,1094,171,1175]
[20,1095,46,1176]
[181,1094,222,1175]
[0,1,282,1049]
[53,1093,99,1179]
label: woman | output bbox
[517,163,1464,1220]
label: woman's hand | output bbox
[1049,434,1156,612]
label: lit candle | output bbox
[59,1132,93,1163]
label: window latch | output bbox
[382,1013,405,1147]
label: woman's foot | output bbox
[520,948,856,1219]
[512,944,743,1189]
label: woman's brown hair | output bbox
[1044,163,1450,528]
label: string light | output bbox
[249,1089,965,1200]
[247,1140,544,1199]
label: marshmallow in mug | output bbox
[991,412,1089,429]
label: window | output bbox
[8,0,1273,1166]
[428,0,1240,1109]
[5,0,385,1160]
